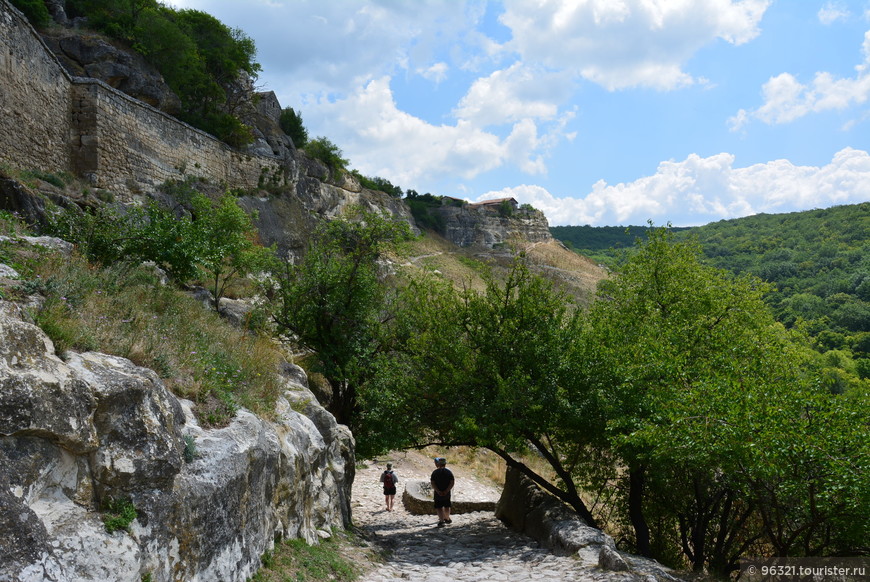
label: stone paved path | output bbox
[352,453,625,582]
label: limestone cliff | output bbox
[434,198,553,249]
[0,296,353,582]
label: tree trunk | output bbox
[629,465,651,557]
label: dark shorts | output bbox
[434,493,451,509]
[383,487,397,496]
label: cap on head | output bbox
[386,463,392,469]
[434,457,447,466]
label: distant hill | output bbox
[552,203,870,376]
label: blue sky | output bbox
[169,0,870,227]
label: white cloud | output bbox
[454,62,573,126]
[499,0,770,90]
[167,0,485,100]
[305,77,558,187]
[487,148,870,226]
[818,1,850,25]
[734,30,870,128]
[419,62,449,83]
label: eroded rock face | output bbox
[435,204,552,249]
[0,300,353,582]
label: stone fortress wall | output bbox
[0,0,282,200]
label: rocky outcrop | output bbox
[243,91,296,160]
[496,466,678,581]
[0,300,353,582]
[239,165,419,259]
[434,203,552,249]
[41,30,181,114]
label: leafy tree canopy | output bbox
[268,208,414,427]
[551,204,870,392]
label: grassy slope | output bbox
[391,230,607,307]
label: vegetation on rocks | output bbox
[303,136,350,181]
[279,106,308,149]
[1,208,281,427]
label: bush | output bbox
[102,497,137,533]
[303,137,348,180]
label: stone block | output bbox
[402,480,497,515]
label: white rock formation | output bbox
[0,300,353,582]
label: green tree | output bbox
[66,0,157,39]
[279,107,308,148]
[270,209,413,426]
[578,226,869,573]
[188,194,273,311]
[362,258,602,525]
[579,227,787,564]
[10,0,51,27]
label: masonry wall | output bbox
[70,80,282,199]
[0,1,73,175]
[0,0,283,200]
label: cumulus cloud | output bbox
[732,30,870,129]
[305,77,559,187]
[484,148,870,226]
[454,62,573,126]
[419,62,449,83]
[499,0,770,90]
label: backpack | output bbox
[382,471,394,488]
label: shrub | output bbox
[352,172,403,198]
[102,497,137,533]
[498,199,514,218]
[303,137,348,180]
[182,434,198,463]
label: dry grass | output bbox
[2,246,283,426]
[391,232,607,303]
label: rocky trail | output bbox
[351,452,650,582]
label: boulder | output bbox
[0,178,48,227]
[599,544,630,572]
[0,301,353,582]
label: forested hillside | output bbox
[552,203,870,389]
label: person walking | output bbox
[430,457,454,527]
[380,463,399,511]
